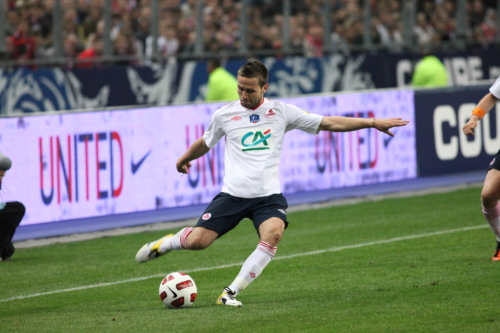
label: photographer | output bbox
[0,151,25,262]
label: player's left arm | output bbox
[318,116,410,137]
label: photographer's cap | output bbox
[0,151,12,171]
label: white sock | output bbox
[159,227,193,253]
[228,241,277,295]
[482,203,500,242]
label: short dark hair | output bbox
[237,60,268,87]
[208,58,221,69]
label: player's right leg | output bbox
[480,168,500,261]
[136,192,238,263]
[135,227,217,263]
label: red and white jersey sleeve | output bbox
[203,99,323,198]
[490,76,500,100]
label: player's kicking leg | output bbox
[135,227,217,262]
[217,217,285,307]
[480,168,500,261]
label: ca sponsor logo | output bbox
[240,128,272,151]
[202,213,211,220]
[231,116,242,121]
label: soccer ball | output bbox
[159,272,197,309]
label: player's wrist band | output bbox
[472,107,486,119]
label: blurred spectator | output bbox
[205,58,239,102]
[145,22,179,62]
[414,12,435,45]
[375,11,403,52]
[478,8,498,43]
[290,25,306,54]
[113,33,136,66]
[77,36,104,68]
[62,33,80,68]
[3,0,500,66]
[342,18,363,48]
[304,24,323,57]
[6,9,21,37]
[331,24,349,55]
[134,6,151,51]
[82,5,101,38]
[469,0,486,28]
[8,20,37,67]
[76,0,90,24]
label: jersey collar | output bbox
[241,98,265,111]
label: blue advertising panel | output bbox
[414,85,500,176]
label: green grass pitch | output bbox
[1,186,500,333]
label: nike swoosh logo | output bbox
[383,129,397,148]
[168,286,177,298]
[131,150,151,174]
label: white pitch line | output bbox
[0,224,488,303]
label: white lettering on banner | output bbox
[396,60,412,87]
[468,57,483,82]
[444,57,484,86]
[433,102,500,161]
[434,106,459,160]
[397,57,485,87]
[450,58,468,86]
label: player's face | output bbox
[237,75,268,109]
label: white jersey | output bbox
[490,76,500,99]
[203,98,323,198]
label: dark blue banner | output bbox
[414,85,499,176]
[1,48,499,114]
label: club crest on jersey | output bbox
[231,116,242,121]
[202,213,211,220]
[241,128,272,151]
[249,114,260,123]
[265,109,276,119]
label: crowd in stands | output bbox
[2,0,499,68]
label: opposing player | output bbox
[462,76,500,261]
[136,60,410,306]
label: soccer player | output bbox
[462,75,500,261]
[136,60,410,306]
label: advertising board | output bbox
[0,91,416,226]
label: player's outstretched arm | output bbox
[318,116,409,137]
[176,138,211,174]
[462,92,498,136]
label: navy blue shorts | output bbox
[487,150,500,171]
[195,192,289,238]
